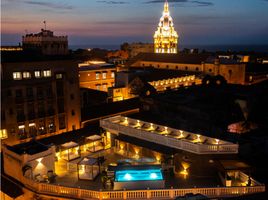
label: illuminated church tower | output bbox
[154,0,178,54]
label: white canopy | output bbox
[86,135,102,141]
[61,141,79,149]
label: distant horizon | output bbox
[2,0,268,46]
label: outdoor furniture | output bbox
[47,170,57,183]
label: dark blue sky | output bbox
[1,0,268,45]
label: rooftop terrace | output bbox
[100,116,239,154]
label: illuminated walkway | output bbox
[100,116,239,154]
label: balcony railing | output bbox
[21,176,265,200]
[100,116,239,154]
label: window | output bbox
[195,67,199,71]
[26,88,33,97]
[15,89,22,98]
[13,72,22,80]
[59,116,66,130]
[96,84,101,90]
[185,66,188,71]
[102,72,107,79]
[35,71,41,78]
[103,84,107,90]
[43,70,51,77]
[166,65,169,69]
[176,66,178,69]
[96,73,100,80]
[37,87,43,98]
[0,129,8,139]
[71,110,75,116]
[23,71,31,79]
[209,69,212,72]
[111,71,115,78]
[56,73,63,79]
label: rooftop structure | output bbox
[100,115,239,154]
[22,29,68,55]
[154,0,178,53]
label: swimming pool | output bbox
[115,169,163,182]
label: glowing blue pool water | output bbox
[115,169,163,182]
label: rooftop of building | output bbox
[23,29,66,38]
[6,140,50,155]
[119,67,202,83]
[78,63,115,71]
[127,52,211,65]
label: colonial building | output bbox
[108,67,202,101]
[79,62,116,92]
[1,60,81,145]
[22,29,68,55]
[129,53,247,85]
[154,0,178,54]
[128,43,154,58]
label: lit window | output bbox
[96,73,100,80]
[96,84,101,90]
[103,84,107,90]
[13,72,22,80]
[43,70,51,77]
[35,71,41,78]
[56,73,63,79]
[23,71,31,79]
[0,129,8,139]
[111,71,115,78]
[102,72,107,79]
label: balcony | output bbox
[100,116,239,155]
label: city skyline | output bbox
[1,0,268,45]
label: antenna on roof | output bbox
[43,20,47,30]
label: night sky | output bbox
[1,0,268,45]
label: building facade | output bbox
[1,60,81,145]
[154,0,178,54]
[79,63,116,92]
[22,29,68,55]
[129,53,246,85]
[128,43,154,58]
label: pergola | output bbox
[85,135,104,152]
[60,141,81,161]
[77,157,100,180]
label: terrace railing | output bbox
[100,116,239,154]
[21,176,265,200]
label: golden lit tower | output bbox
[154,0,178,54]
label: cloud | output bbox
[191,1,213,6]
[144,0,213,7]
[24,1,74,10]
[97,1,129,4]
[145,0,188,3]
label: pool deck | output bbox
[53,148,225,191]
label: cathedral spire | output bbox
[164,0,169,13]
[154,0,178,54]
